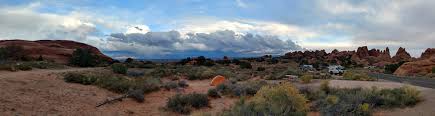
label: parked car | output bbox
[328,65,345,75]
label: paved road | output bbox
[369,73,435,89]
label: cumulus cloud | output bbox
[108,30,302,57]
[175,19,318,42]
[0,2,97,41]
[235,0,248,8]
[318,0,435,56]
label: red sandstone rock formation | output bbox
[356,46,369,59]
[392,47,412,62]
[421,48,435,59]
[394,56,435,76]
[285,46,394,66]
[0,40,112,64]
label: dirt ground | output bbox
[0,68,236,116]
[1,69,434,116]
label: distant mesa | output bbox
[0,40,112,64]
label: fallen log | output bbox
[96,94,129,107]
[95,89,145,107]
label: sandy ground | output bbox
[0,68,236,116]
[1,68,434,116]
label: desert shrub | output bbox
[384,61,406,74]
[432,67,435,73]
[326,95,339,105]
[178,80,189,87]
[111,63,128,74]
[231,59,241,65]
[203,60,215,67]
[265,67,303,80]
[216,81,267,97]
[0,45,28,61]
[64,72,161,94]
[63,73,97,85]
[16,63,32,71]
[163,81,179,90]
[166,93,209,114]
[221,97,259,116]
[150,66,174,78]
[187,66,215,80]
[0,63,16,71]
[139,63,156,69]
[125,58,134,63]
[256,67,266,71]
[134,77,161,93]
[207,88,220,98]
[162,80,188,90]
[223,83,308,115]
[309,85,421,116]
[127,70,145,77]
[320,80,330,93]
[69,48,100,67]
[343,71,375,81]
[239,61,252,69]
[300,75,313,84]
[127,89,145,102]
[214,68,235,78]
[22,61,63,69]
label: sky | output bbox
[0,0,434,59]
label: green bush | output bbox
[320,80,330,93]
[150,66,174,78]
[63,72,161,94]
[300,75,313,84]
[111,63,128,74]
[216,81,267,97]
[309,85,421,116]
[126,70,145,77]
[0,63,16,71]
[207,88,220,98]
[256,67,266,71]
[187,66,215,80]
[22,61,63,69]
[384,61,406,74]
[16,63,32,71]
[343,71,375,81]
[0,45,28,61]
[239,61,252,69]
[64,72,97,85]
[432,67,435,73]
[166,93,209,114]
[163,81,179,90]
[223,83,308,115]
[265,67,303,80]
[69,48,100,67]
[178,80,189,88]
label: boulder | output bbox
[0,40,112,64]
[394,57,435,76]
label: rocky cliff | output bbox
[392,47,412,62]
[394,56,435,76]
[0,40,112,64]
[394,48,435,76]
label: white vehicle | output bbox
[328,65,345,75]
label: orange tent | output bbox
[210,75,226,86]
